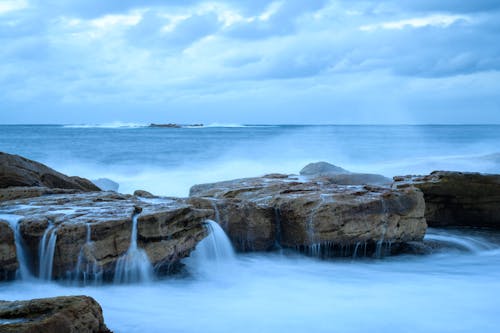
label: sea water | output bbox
[1,124,499,196]
[1,124,500,332]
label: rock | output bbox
[0,187,80,202]
[133,190,156,198]
[92,178,119,192]
[149,123,181,128]
[0,295,111,333]
[300,161,391,185]
[0,152,100,193]
[0,192,212,280]
[189,174,426,255]
[0,221,17,281]
[395,171,500,228]
[300,162,349,176]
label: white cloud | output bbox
[0,0,28,15]
[360,14,471,31]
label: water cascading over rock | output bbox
[0,192,212,282]
[0,214,31,280]
[189,173,427,257]
[113,208,154,284]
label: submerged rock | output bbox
[189,174,426,255]
[300,161,391,185]
[0,296,111,333]
[395,171,500,228]
[0,221,17,281]
[0,192,211,281]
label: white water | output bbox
[0,214,31,280]
[1,234,499,333]
[74,223,103,285]
[186,220,236,276]
[38,225,57,280]
[113,213,154,284]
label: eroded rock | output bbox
[190,174,426,255]
[0,192,211,280]
[0,221,17,281]
[395,171,500,228]
[0,296,111,333]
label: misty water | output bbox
[1,124,500,332]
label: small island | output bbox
[149,123,204,128]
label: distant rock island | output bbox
[149,123,203,128]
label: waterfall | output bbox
[75,223,102,285]
[39,225,58,280]
[113,211,154,284]
[0,214,31,280]
[195,220,236,261]
[187,220,236,274]
[425,229,497,253]
[375,199,389,258]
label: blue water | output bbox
[1,124,500,333]
[1,124,499,195]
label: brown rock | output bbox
[1,192,211,280]
[133,190,156,198]
[0,152,100,194]
[0,296,111,333]
[189,175,426,255]
[395,171,500,228]
[0,221,17,281]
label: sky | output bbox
[0,0,499,124]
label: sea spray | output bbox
[39,224,57,280]
[0,214,32,280]
[113,210,154,284]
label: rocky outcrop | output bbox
[189,174,426,256]
[0,296,111,333]
[395,171,500,228]
[0,221,17,280]
[300,161,392,185]
[0,152,100,201]
[0,192,211,280]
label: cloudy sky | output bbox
[1,0,499,124]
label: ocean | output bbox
[1,124,500,196]
[1,124,500,333]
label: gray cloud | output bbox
[0,0,499,124]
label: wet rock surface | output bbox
[394,171,500,228]
[0,192,211,280]
[0,221,17,280]
[189,174,426,254]
[0,296,111,333]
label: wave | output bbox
[63,122,147,129]
[188,123,279,128]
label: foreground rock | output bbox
[0,221,17,280]
[0,296,111,333]
[395,171,500,228]
[0,192,211,280]
[0,152,100,201]
[189,174,426,255]
[300,161,392,185]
